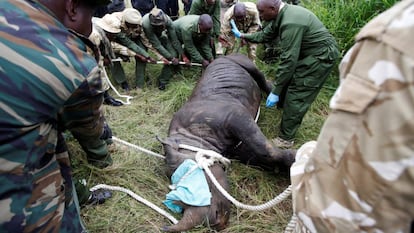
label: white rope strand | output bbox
[112,136,165,159]
[102,67,134,105]
[90,184,178,225]
[178,143,292,211]
[204,163,292,211]
[284,213,298,233]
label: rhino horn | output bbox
[161,206,209,232]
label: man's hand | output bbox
[182,54,191,66]
[201,59,210,68]
[171,57,180,65]
[218,35,230,47]
[266,92,279,107]
[162,57,170,65]
[100,122,113,141]
[147,57,157,64]
[230,19,242,38]
[135,54,147,62]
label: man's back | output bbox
[0,1,103,232]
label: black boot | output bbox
[121,81,130,92]
[103,91,123,106]
[158,80,167,91]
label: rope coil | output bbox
[102,138,297,231]
[178,143,292,211]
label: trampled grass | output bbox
[67,0,399,232]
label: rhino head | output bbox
[159,138,232,232]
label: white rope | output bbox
[90,184,178,225]
[112,136,165,159]
[106,138,294,227]
[284,213,298,233]
[178,143,292,211]
[155,61,203,67]
[102,67,134,105]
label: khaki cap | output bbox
[95,14,121,33]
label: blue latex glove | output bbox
[266,93,279,107]
[230,19,241,38]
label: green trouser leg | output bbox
[72,181,88,232]
[74,178,90,206]
[77,137,112,168]
[111,61,127,85]
[279,56,336,140]
[135,58,147,88]
[158,65,173,84]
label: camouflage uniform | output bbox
[0,1,109,232]
[291,0,414,232]
[220,2,261,60]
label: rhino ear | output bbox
[156,136,179,150]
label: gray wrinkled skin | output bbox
[161,54,295,232]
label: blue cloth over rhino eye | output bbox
[163,159,212,213]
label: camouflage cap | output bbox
[149,7,167,26]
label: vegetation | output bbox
[68,0,398,232]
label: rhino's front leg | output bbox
[227,110,296,169]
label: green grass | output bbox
[67,1,400,232]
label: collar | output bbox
[279,1,285,12]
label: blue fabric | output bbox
[266,92,279,107]
[163,159,211,213]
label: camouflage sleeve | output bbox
[221,7,233,40]
[115,32,150,58]
[291,1,414,232]
[60,66,109,164]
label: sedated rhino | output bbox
[159,54,295,232]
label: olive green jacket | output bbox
[173,15,213,63]
[188,0,221,37]
[243,4,338,95]
[142,13,183,60]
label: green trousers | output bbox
[278,55,336,140]
[111,60,147,88]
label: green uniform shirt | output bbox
[142,13,183,59]
[243,4,338,95]
[188,0,221,37]
[115,32,150,58]
[173,15,213,63]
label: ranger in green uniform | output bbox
[235,0,339,147]
[173,14,215,68]
[0,0,112,232]
[189,0,221,39]
[142,8,190,90]
[98,8,157,91]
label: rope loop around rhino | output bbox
[178,143,292,212]
[105,137,296,231]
